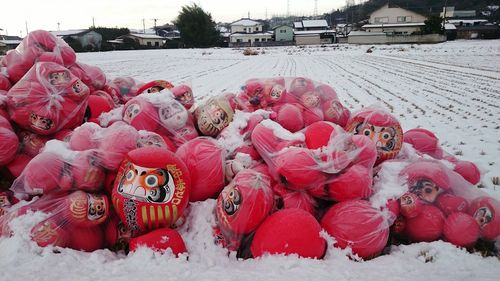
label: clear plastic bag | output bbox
[403,127,481,185]
[0,115,19,166]
[237,77,351,129]
[1,30,76,83]
[0,190,110,251]
[121,92,198,146]
[6,62,89,135]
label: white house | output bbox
[362,4,427,35]
[229,18,272,46]
[293,19,335,45]
[231,19,263,33]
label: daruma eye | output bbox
[363,129,372,136]
[224,200,236,215]
[145,175,158,187]
[126,170,134,181]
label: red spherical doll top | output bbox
[320,199,389,259]
[403,128,443,159]
[112,147,191,237]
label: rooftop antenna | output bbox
[248,11,250,19]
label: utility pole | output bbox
[442,0,448,33]
[57,22,61,31]
[287,0,290,17]
[152,18,158,35]
[25,21,29,35]
[142,18,146,34]
[314,0,318,17]
[92,17,95,28]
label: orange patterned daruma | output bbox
[345,108,403,165]
[112,147,191,237]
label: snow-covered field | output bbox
[1,40,499,281]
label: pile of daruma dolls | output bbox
[0,30,497,260]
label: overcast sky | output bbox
[1,0,346,36]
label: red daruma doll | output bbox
[215,169,274,237]
[112,147,191,237]
[345,107,403,165]
[194,94,238,137]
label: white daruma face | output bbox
[123,103,141,124]
[158,101,188,130]
[117,162,176,204]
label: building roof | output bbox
[444,23,457,30]
[127,33,165,39]
[349,31,386,36]
[362,23,426,28]
[231,19,261,27]
[0,35,22,45]
[369,3,425,18]
[0,35,22,40]
[448,19,488,25]
[50,29,89,36]
[129,28,157,34]
[272,25,293,30]
[107,39,124,44]
[294,29,336,36]
[302,20,328,28]
[230,32,273,38]
[294,22,303,28]
[0,40,21,45]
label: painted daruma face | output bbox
[268,84,285,103]
[136,134,167,148]
[117,162,175,204]
[346,111,403,165]
[176,90,193,106]
[29,112,54,131]
[356,123,397,152]
[49,71,70,85]
[87,193,107,221]
[409,179,440,203]
[196,101,230,136]
[158,102,188,130]
[123,103,141,123]
[221,185,242,216]
[474,207,493,228]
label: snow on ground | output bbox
[1,40,500,281]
